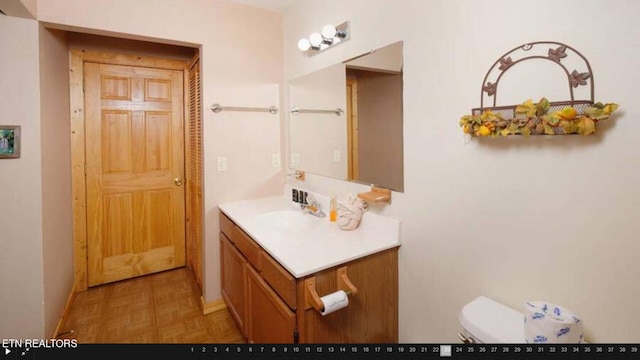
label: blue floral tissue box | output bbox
[524,301,583,343]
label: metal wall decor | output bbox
[460,41,619,137]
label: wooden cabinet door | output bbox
[246,265,296,343]
[84,62,185,286]
[220,233,247,336]
[296,248,399,343]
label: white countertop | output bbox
[218,195,401,278]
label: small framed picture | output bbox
[0,125,20,159]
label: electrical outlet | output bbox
[217,157,228,172]
[291,153,300,166]
[333,150,341,162]
[271,154,281,168]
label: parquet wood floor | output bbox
[59,267,245,343]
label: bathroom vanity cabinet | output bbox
[219,212,399,343]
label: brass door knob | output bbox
[174,177,183,186]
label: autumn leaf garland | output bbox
[460,98,619,137]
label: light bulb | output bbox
[297,38,311,51]
[321,25,336,39]
[309,33,323,47]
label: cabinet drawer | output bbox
[232,226,262,271]
[260,251,297,310]
[219,212,235,240]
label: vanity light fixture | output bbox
[297,38,312,51]
[309,32,324,47]
[298,21,350,56]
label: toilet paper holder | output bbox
[304,266,358,312]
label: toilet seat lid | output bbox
[459,296,524,343]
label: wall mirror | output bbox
[289,41,404,191]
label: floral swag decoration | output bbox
[460,42,620,137]
[460,98,619,137]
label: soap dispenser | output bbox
[329,194,337,222]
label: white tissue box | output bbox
[524,301,583,343]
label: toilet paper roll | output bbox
[319,290,349,316]
[524,301,583,343]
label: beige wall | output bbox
[284,0,640,342]
[0,15,45,338]
[39,25,73,338]
[35,0,284,303]
[0,0,36,18]
[20,0,36,17]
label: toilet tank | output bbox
[459,296,524,343]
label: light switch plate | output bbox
[217,157,228,172]
[271,154,281,168]
[333,150,341,162]
[291,153,300,166]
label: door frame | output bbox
[69,49,189,292]
[346,77,359,181]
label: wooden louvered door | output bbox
[186,58,203,290]
[85,62,186,286]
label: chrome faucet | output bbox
[301,196,326,218]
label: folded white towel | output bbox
[337,194,368,230]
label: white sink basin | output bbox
[256,210,316,231]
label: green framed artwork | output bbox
[0,125,20,159]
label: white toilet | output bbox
[458,296,525,343]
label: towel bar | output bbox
[290,107,344,116]
[210,103,278,114]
